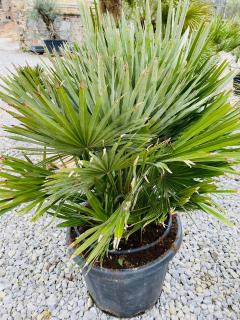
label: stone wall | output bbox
[22,12,83,49]
[20,1,83,49]
[0,1,84,49]
[0,0,25,23]
[0,0,13,23]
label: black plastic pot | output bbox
[44,39,67,54]
[67,215,182,318]
[233,74,240,95]
[30,45,45,55]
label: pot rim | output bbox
[108,213,172,255]
[74,214,172,256]
[43,39,67,42]
[73,214,183,275]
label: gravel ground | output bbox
[0,39,239,320]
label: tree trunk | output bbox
[42,15,58,39]
[100,0,122,20]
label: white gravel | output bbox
[0,39,239,320]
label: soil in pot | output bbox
[70,215,178,269]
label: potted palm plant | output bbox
[0,1,238,318]
[29,0,66,53]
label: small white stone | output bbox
[182,305,190,314]
[196,286,203,294]
[84,310,98,320]
[47,295,58,309]
[0,290,6,300]
[86,296,93,309]
[0,279,9,291]
[152,307,161,320]
[0,268,6,277]
[177,310,185,319]
[169,301,177,315]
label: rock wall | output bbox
[21,1,84,49]
[0,1,84,49]
[22,13,83,49]
[0,0,14,23]
[0,0,9,22]
[0,0,25,22]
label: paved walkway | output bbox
[0,38,45,74]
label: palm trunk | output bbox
[100,0,122,20]
[42,15,59,39]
